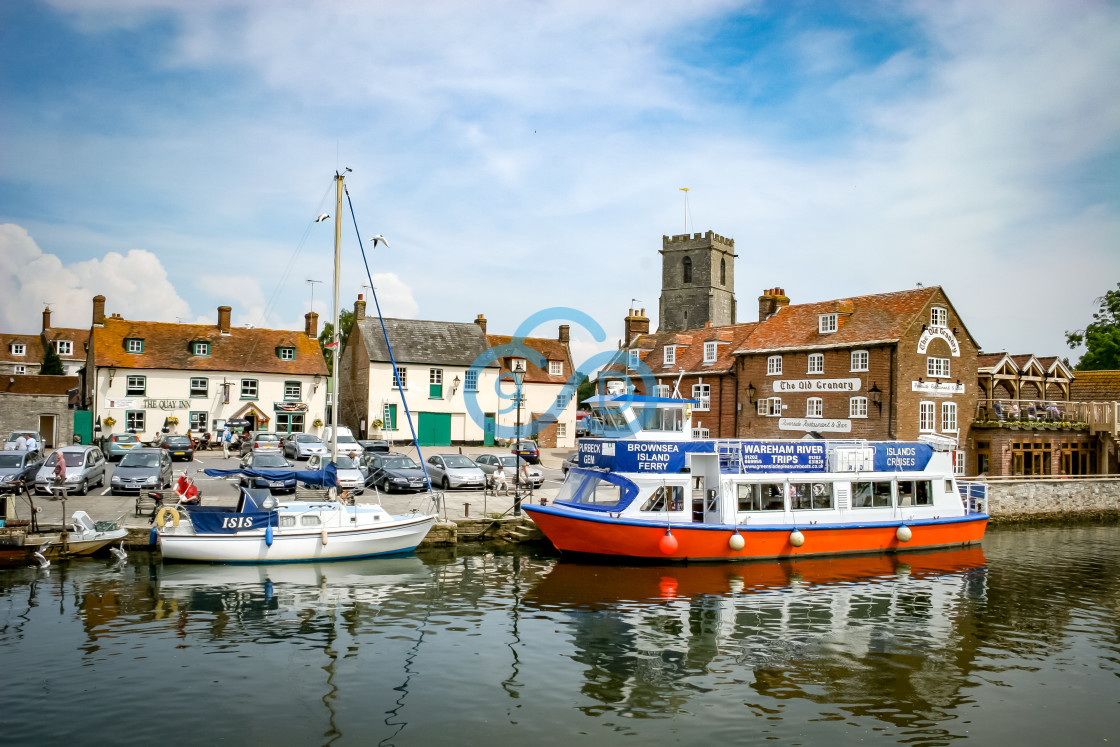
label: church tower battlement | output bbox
[657,231,737,333]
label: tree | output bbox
[318,309,355,375]
[1066,283,1120,371]
[40,342,65,375]
[575,374,595,407]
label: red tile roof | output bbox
[1069,370,1120,402]
[1,374,79,396]
[90,318,328,376]
[0,334,45,364]
[486,334,574,384]
[633,323,759,375]
[42,327,91,359]
[734,287,944,353]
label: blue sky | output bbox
[1,0,1118,369]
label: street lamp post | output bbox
[512,359,525,517]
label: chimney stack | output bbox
[217,306,232,334]
[92,295,106,326]
[758,288,790,321]
[354,294,366,322]
[305,311,319,338]
[624,308,650,342]
[558,324,569,345]
[474,313,487,335]
[42,306,51,332]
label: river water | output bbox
[1,524,1117,746]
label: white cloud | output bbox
[0,223,192,333]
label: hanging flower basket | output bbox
[104,417,117,428]
[166,416,179,426]
[312,418,323,428]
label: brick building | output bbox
[0,306,90,377]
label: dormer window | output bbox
[663,346,676,366]
[193,341,210,356]
[548,360,563,377]
[627,351,640,370]
[930,307,947,328]
[278,347,295,361]
[55,340,73,356]
[125,338,144,354]
[10,344,25,356]
[703,341,717,364]
[819,314,838,334]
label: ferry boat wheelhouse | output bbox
[523,395,988,561]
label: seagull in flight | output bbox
[315,213,330,223]
[370,235,390,248]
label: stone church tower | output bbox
[657,231,737,333]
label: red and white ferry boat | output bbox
[524,395,987,561]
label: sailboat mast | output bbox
[331,171,344,462]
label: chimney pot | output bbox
[354,295,366,322]
[305,311,319,338]
[92,295,106,326]
[474,314,487,335]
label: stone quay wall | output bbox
[986,478,1120,522]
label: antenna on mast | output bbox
[306,279,323,313]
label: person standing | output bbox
[14,434,27,451]
[25,434,37,453]
[222,427,231,459]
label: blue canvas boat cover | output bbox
[203,461,339,488]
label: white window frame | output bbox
[953,450,966,476]
[279,347,295,361]
[692,383,711,411]
[126,375,146,396]
[758,397,782,417]
[10,344,25,356]
[284,381,302,401]
[14,365,26,375]
[942,402,958,433]
[429,368,443,385]
[464,368,478,391]
[692,427,710,438]
[806,397,823,418]
[241,378,258,399]
[55,340,73,356]
[927,357,951,378]
[850,350,868,372]
[654,384,671,398]
[126,338,143,354]
[663,346,676,366]
[548,360,563,377]
[850,396,868,418]
[919,401,936,432]
[556,422,567,438]
[627,350,640,369]
[703,341,717,363]
[190,377,208,397]
[819,314,837,333]
[807,353,824,374]
[767,355,782,375]
[930,307,948,328]
[193,341,209,356]
[393,366,407,389]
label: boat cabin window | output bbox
[736,483,785,511]
[300,515,322,526]
[790,482,834,510]
[555,470,628,509]
[589,408,629,429]
[640,485,685,512]
[640,406,684,432]
[852,481,892,508]
[278,516,296,528]
[897,480,932,506]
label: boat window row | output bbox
[730,479,936,512]
[277,515,323,527]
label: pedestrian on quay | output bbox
[14,434,27,451]
[222,427,231,459]
[25,434,37,452]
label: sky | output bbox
[1,0,1117,372]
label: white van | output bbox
[321,426,359,453]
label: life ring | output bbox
[155,507,180,527]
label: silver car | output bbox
[474,454,543,488]
[334,455,365,495]
[110,448,173,494]
[35,445,107,495]
[426,454,487,490]
[283,433,328,461]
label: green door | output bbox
[483,414,496,447]
[74,410,93,445]
[417,412,452,447]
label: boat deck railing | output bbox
[957,480,988,514]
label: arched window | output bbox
[720,258,726,285]
[682,257,692,283]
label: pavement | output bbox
[7,444,576,530]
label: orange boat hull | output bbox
[523,506,987,561]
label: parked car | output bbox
[511,440,540,464]
[361,452,429,493]
[561,453,579,475]
[159,434,196,461]
[34,445,107,495]
[109,448,173,494]
[0,450,44,494]
[283,433,328,461]
[5,430,43,452]
[475,454,544,488]
[239,451,297,494]
[334,454,365,495]
[358,439,390,454]
[101,432,141,461]
[425,454,486,490]
[321,426,360,455]
[239,431,283,457]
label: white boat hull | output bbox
[159,514,436,564]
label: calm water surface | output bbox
[1,524,1117,746]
